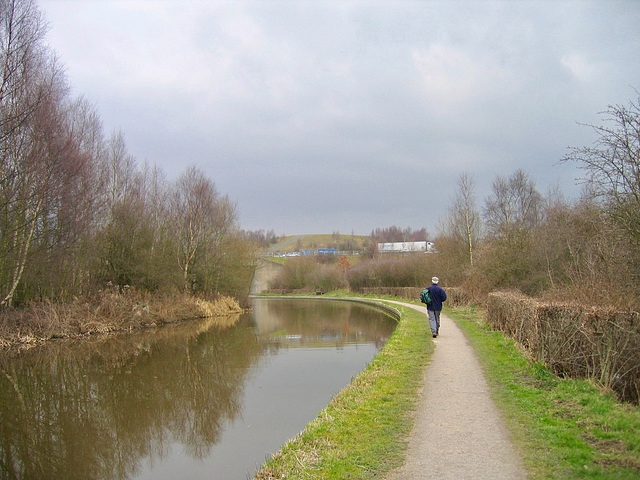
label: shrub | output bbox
[307,265,347,293]
[269,257,319,290]
[346,254,439,291]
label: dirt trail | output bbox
[383,300,527,480]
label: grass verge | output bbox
[254,301,432,479]
[448,306,640,479]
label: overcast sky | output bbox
[39,0,640,236]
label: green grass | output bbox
[254,302,433,479]
[448,306,640,479]
[269,234,371,253]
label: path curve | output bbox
[381,300,527,480]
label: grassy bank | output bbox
[0,287,243,350]
[254,300,433,479]
[449,306,640,479]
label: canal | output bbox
[0,297,397,480]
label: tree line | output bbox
[272,94,640,311]
[370,226,428,243]
[0,0,255,308]
[438,95,640,309]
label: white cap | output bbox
[431,276,439,284]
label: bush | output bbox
[269,257,347,293]
[346,254,439,291]
[307,265,347,293]
[269,257,319,290]
[270,254,453,295]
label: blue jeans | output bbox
[428,309,441,334]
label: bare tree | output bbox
[442,172,481,266]
[102,130,138,207]
[0,1,254,305]
[0,0,73,306]
[562,95,640,245]
[60,99,105,248]
[370,226,428,243]
[475,169,547,294]
[484,169,543,237]
[206,192,239,293]
[0,0,48,139]
[171,167,218,292]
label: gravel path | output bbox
[383,301,527,480]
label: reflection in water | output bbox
[253,298,393,350]
[0,298,396,480]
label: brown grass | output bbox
[0,286,244,350]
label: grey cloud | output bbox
[39,0,640,234]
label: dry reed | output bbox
[0,286,244,350]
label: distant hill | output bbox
[266,234,371,253]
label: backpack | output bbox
[419,287,432,305]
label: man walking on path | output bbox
[383,301,527,480]
[426,277,446,338]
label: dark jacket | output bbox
[427,284,447,311]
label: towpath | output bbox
[381,300,527,480]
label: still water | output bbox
[0,297,397,480]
